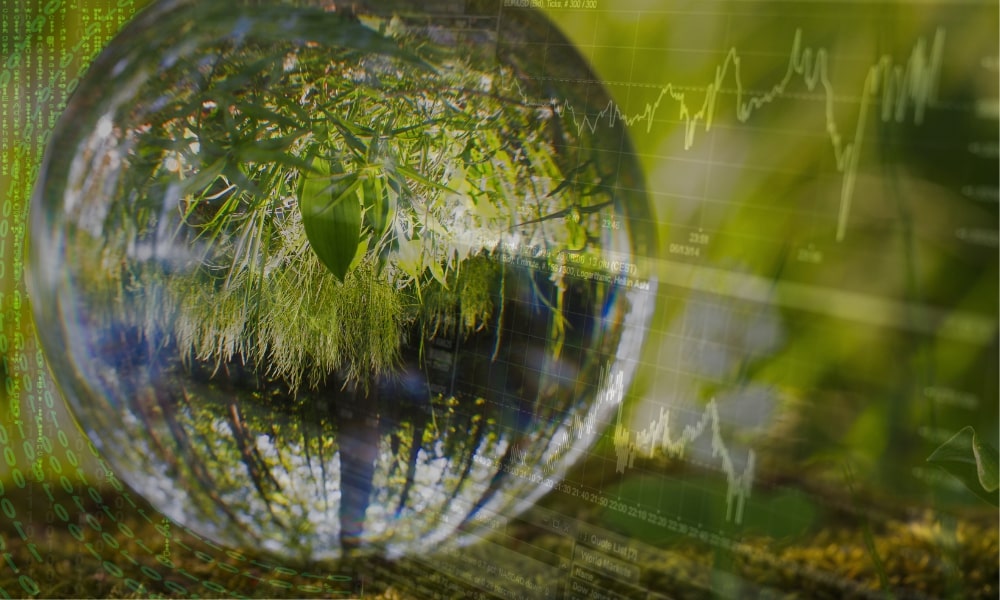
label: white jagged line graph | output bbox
[612,398,756,524]
[512,363,626,470]
[533,364,755,524]
[514,27,946,242]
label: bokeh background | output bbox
[2,0,997,597]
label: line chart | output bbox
[515,27,946,241]
[612,397,756,524]
[508,363,627,471]
[531,364,756,524]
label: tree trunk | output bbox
[336,381,380,552]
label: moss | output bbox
[5,478,995,598]
[730,512,999,598]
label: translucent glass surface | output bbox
[29,0,656,559]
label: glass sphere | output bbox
[30,0,656,560]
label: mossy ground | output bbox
[1,467,995,599]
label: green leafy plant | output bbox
[80,9,624,394]
[927,426,1000,506]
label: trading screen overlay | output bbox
[1,0,997,598]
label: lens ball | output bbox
[30,0,656,560]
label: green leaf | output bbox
[396,164,457,196]
[927,426,1000,506]
[180,157,227,196]
[332,117,369,157]
[427,256,448,288]
[972,430,1000,492]
[298,159,363,281]
[238,101,301,129]
[395,237,423,282]
[237,147,313,172]
[347,234,371,275]
[247,129,309,153]
[270,92,312,126]
[366,172,395,242]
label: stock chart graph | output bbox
[1,0,997,598]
